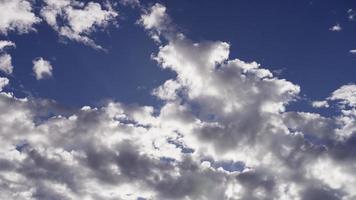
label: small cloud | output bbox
[0,40,15,74]
[348,9,356,20]
[0,54,13,74]
[329,24,342,32]
[0,77,9,91]
[349,49,356,54]
[32,57,53,80]
[311,100,329,108]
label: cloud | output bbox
[40,0,118,49]
[139,3,175,42]
[312,100,329,108]
[0,2,356,200]
[0,54,13,75]
[0,40,15,50]
[348,9,356,21]
[0,40,15,75]
[119,0,140,7]
[350,49,356,54]
[0,0,40,35]
[32,58,53,80]
[328,84,356,107]
[0,77,9,91]
[329,24,342,32]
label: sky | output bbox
[0,0,356,199]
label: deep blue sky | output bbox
[1,0,356,111]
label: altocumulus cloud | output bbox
[0,2,356,200]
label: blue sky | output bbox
[0,0,356,199]
[2,0,355,109]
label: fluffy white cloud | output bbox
[349,49,356,54]
[40,0,118,49]
[329,84,356,107]
[0,40,15,50]
[139,3,174,42]
[312,100,329,108]
[329,24,342,32]
[0,2,356,200]
[0,40,15,74]
[0,0,40,35]
[0,77,9,91]
[32,58,53,80]
[0,54,13,74]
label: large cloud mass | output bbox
[0,2,355,200]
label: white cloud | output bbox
[0,40,15,74]
[0,2,356,200]
[312,100,329,108]
[329,24,342,32]
[348,9,356,21]
[41,0,118,49]
[0,0,40,35]
[329,84,356,107]
[0,54,13,74]
[350,49,356,54]
[32,58,53,80]
[0,77,9,91]
[139,3,174,42]
[0,40,15,50]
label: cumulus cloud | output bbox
[312,100,329,108]
[329,24,342,32]
[0,3,356,200]
[0,77,9,91]
[329,84,356,107]
[349,49,356,54]
[0,0,40,35]
[32,58,53,80]
[40,0,118,49]
[139,3,175,42]
[0,40,15,74]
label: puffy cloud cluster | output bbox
[0,0,40,35]
[0,2,355,200]
[40,0,118,49]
